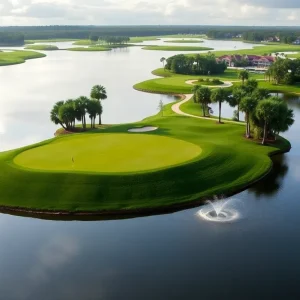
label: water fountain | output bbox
[197,197,240,223]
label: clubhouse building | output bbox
[217,55,276,68]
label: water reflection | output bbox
[248,155,289,198]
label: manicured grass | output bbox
[0,50,46,66]
[165,40,204,43]
[232,80,300,95]
[134,76,194,94]
[25,44,59,51]
[14,133,201,173]
[143,45,214,51]
[134,68,264,94]
[66,47,112,52]
[0,106,290,212]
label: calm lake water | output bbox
[0,39,300,300]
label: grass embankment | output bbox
[0,50,46,66]
[25,44,59,51]
[165,40,204,43]
[134,68,264,94]
[142,45,214,51]
[0,102,290,213]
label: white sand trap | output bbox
[128,126,158,133]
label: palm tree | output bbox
[90,85,107,125]
[229,87,246,121]
[191,84,201,103]
[75,96,89,130]
[50,101,67,130]
[160,57,166,68]
[238,70,249,84]
[256,99,277,145]
[211,88,229,123]
[86,99,101,128]
[58,101,76,130]
[197,87,211,117]
[240,96,258,138]
[65,99,76,129]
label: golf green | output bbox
[13,133,202,173]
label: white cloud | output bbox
[0,0,300,25]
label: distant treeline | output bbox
[207,29,300,43]
[0,25,209,40]
[1,26,300,43]
[0,25,300,40]
[0,32,24,46]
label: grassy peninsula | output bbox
[134,68,264,94]
[25,44,59,51]
[0,50,46,66]
[0,101,290,214]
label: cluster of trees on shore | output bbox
[207,29,300,44]
[165,54,227,75]
[192,78,294,144]
[50,85,107,131]
[0,32,24,46]
[265,58,300,85]
[90,35,130,44]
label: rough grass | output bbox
[25,44,59,51]
[143,45,214,51]
[0,102,290,212]
[14,133,201,173]
[0,50,46,66]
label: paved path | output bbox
[171,94,243,125]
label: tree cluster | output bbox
[266,58,300,85]
[0,32,24,46]
[192,79,294,144]
[165,54,227,76]
[90,35,130,44]
[50,85,107,131]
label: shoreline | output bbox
[0,89,291,219]
[0,146,289,220]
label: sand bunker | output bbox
[128,126,158,133]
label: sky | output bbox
[1,0,300,26]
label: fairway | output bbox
[14,133,202,173]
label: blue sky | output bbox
[0,0,300,26]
